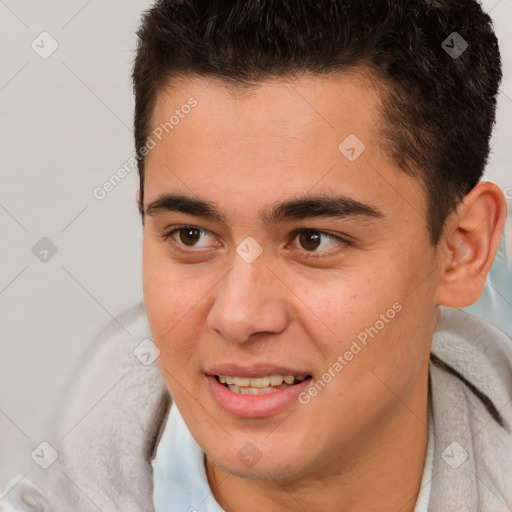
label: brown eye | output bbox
[178,227,202,246]
[162,225,219,251]
[290,229,351,258]
[298,231,322,251]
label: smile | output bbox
[207,373,313,417]
[217,374,309,394]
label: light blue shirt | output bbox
[152,403,223,512]
[152,401,434,512]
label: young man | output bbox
[2,0,511,511]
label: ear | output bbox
[435,181,506,308]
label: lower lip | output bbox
[206,375,311,418]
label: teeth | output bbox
[227,384,280,395]
[249,376,270,388]
[218,374,306,388]
[269,375,283,386]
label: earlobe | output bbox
[435,182,506,309]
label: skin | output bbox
[139,71,505,512]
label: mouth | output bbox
[205,365,314,417]
[206,372,313,417]
[215,374,312,395]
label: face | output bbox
[141,72,441,482]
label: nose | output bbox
[206,255,289,344]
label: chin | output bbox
[206,436,313,482]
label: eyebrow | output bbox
[145,193,384,224]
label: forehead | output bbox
[143,72,426,229]
[149,71,384,159]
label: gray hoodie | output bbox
[1,304,511,511]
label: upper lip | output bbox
[206,364,311,378]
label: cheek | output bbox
[142,240,199,366]
[142,238,201,333]
[295,267,401,350]
[142,256,206,402]
[300,251,432,376]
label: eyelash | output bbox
[161,225,353,259]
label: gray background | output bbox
[1,0,511,491]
